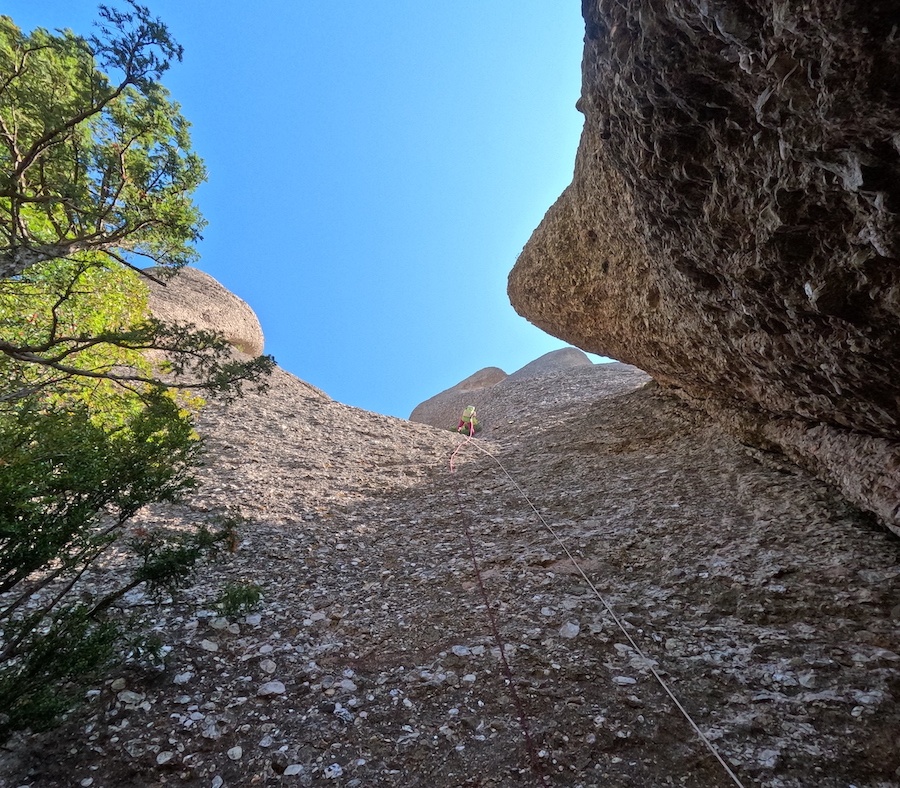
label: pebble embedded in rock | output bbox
[323,763,343,779]
[559,621,580,639]
[117,690,145,704]
[758,749,779,768]
[854,690,884,705]
[257,680,286,697]
[200,639,219,652]
[260,659,276,674]
[227,745,243,760]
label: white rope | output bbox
[455,437,746,788]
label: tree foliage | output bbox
[0,253,274,407]
[0,252,151,410]
[0,2,274,402]
[0,3,272,739]
[0,392,240,739]
[0,3,204,279]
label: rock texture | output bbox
[507,3,900,531]
[409,366,508,432]
[147,268,265,357]
[4,361,900,787]
[409,349,599,432]
[506,347,594,382]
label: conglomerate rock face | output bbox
[409,349,598,432]
[506,347,594,381]
[508,1,900,530]
[409,366,508,432]
[147,267,265,357]
[7,361,900,787]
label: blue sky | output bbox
[7,2,603,418]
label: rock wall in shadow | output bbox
[508,1,900,531]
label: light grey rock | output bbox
[7,282,900,788]
[257,681,286,697]
[506,348,593,382]
[558,621,580,639]
[117,690,145,705]
[507,2,900,531]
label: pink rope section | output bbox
[448,434,468,474]
[450,435,551,787]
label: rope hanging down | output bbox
[450,435,746,788]
[450,434,550,786]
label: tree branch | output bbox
[102,249,166,285]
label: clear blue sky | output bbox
[7,1,605,418]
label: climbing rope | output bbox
[450,434,746,788]
[450,435,550,786]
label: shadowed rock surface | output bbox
[147,267,265,357]
[507,2,900,532]
[4,359,900,787]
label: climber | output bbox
[457,405,479,436]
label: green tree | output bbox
[0,4,274,401]
[0,389,243,739]
[0,4,273,738]
[0,3,202,279]
[0,252,274,408]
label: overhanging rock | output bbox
[508,2,900,530]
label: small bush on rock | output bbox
[0,396,236,739]
[217,581,264,617]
